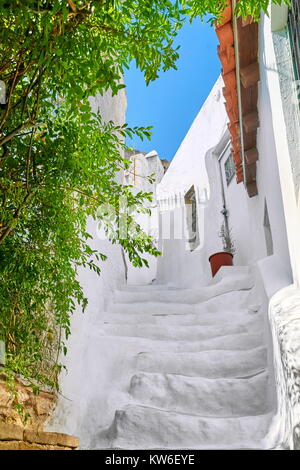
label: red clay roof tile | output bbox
[214,0,260,195]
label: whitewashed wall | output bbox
[123,151,164,285]
[156,39,292,293]
[47,8,300,447]
[47,90,128,447]
[156,76,228,287]
[259,6,300,450]
[260,5,300,287]
[152,45,295,449]
[47,93,166,447]
[155,9,298,449]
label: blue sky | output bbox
[124,18,221,161]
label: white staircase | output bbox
[101,267,273,449]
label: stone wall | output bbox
[0,423,78,450]
[0,373,55,429]
[0,373,78,450]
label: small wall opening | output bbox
[224,153,235,186]
[184,185,199,251]
[264,200,274,256]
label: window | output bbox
[263,200,274,256]
[184,185,199,251]
[224,153,235,185]
[288,0,300,82]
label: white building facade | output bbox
[155,1,300,449]
[47,94,165,446]
[49,1,300,450]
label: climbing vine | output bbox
[0,0,290,391]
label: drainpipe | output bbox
[121,248,128,282]
[232,0,247,186]
[217,141,231,233]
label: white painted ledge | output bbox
[257,254,293,299]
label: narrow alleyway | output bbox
[100,266,274,449]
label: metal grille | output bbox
[288,0,300,81]
[184,186,198,249]
[225,154,235,185]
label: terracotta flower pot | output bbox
[209,252,233,277]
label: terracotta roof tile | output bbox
[215,0,260,196]
[215,21,234,45]
[215,2,232,29]
[244,147,259,165]
[240,61,260,88]
[243,109,259,133]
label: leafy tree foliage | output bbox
[0,0,289,388]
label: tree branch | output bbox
[40,183,105,205]
[0,120,33,146]
[0,61,21,130]
[0,189,38,245]
[26,130,34,192]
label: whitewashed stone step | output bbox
[152,333,262,352]
[110,405,271,449]
[113,275,254,304]
[136,346,267,378]
[118,284,174,292]
[211,266,251,283]
[129,371,269,417]
[109,289,252,316]
[109,301,196,315]
[195,289,253,313]
[117,267,251,293]
[100,333,264,354]
[103,319,260,342]
[103,309,256,326]
[108,290,252,315]
[99,332,263,353]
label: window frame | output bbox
[184,185,199,251]
[224,153,235,186]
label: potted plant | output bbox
[209,222,236,277]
